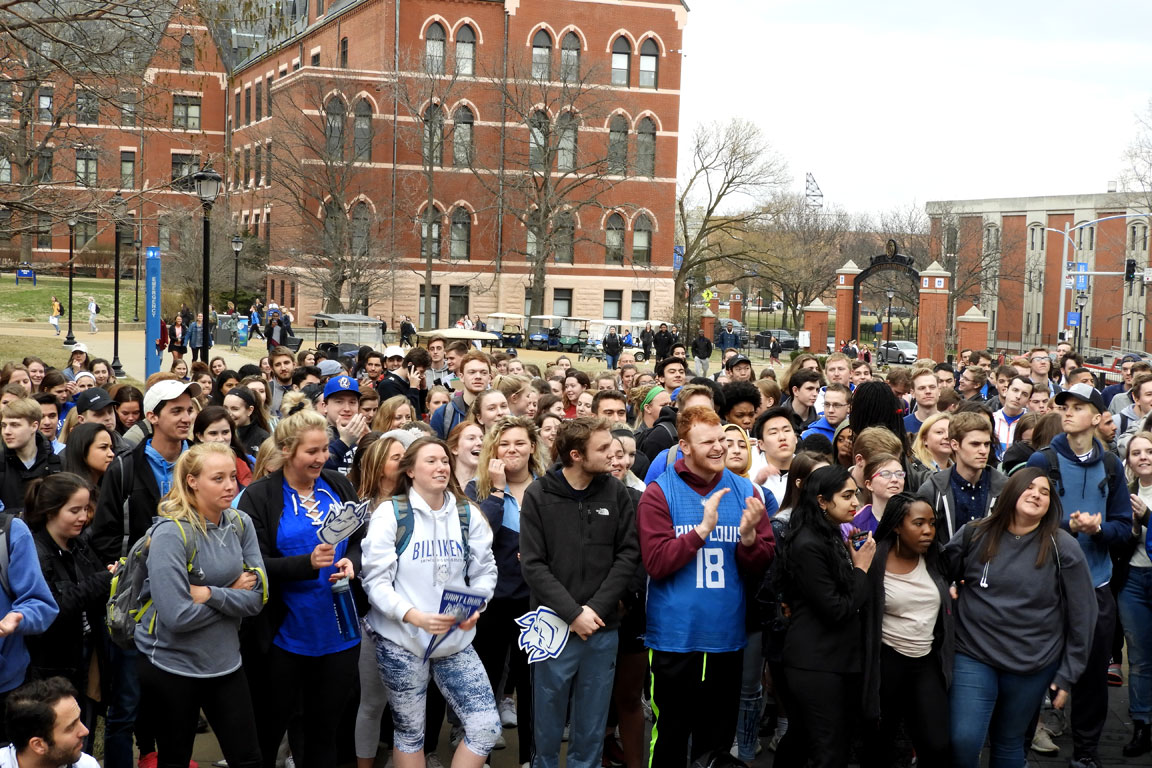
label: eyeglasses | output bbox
[824,402,849,410]
[1030,357,1048,363]
[871,470,907,480]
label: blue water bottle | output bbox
[331,577,361,641]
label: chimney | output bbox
[1108,180,1118,193]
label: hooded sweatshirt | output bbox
[800,415,837,443]
[361,489,496,659]
[1027,433,1132,588]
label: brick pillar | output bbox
[918,261,951,363]
[956,306,990,354]
[700,308,717,342]
[802,298,831,354]
[835,260,862,346]
[709,297,720,316]
[730,293,743,323]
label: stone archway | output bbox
[848,241,921,344]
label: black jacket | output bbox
[639,329,655,351]
[0,433,61,515]
[638,406,679,462]
[25,529,112,697]
[236,468,361,652]
[236,423,270,458]
[376,371,425,417]
[603,334,623,357]
[465,479,529,601]
[690,336,713,360]
[519,466,640,628]
[653,330,673,359]
[89,438,164,563]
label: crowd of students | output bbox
[0,334,1140,768]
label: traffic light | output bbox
[1126,258,1138,282]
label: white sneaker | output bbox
[499,696,518,728]
[425,756,445,768]
[493,733,506,750]
[1031,726,1059,756]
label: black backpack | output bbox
[1037,445,1122,499]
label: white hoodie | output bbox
[361,489,496,659]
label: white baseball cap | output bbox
[384,346,405,359]
[143,380,202,415]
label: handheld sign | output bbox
[515,607,571,663]
[316,500,371,546]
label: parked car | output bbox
[877,340,918,364]
[758,329,798,351]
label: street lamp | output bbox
[1075,292,1089,352]
[193,166,223,354]
[110,192,126,379]
[132,237,141,322]
[885,288,895,356]
[231,235,243,315]
[685,276,696,346]
[63,215,77,346]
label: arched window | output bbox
[179,34,195,71]
[424,22,446,74]
[532,29,552,80]
[605,213,624,264]
[323,201,344,253]
[608,115,628,175]
[557,112,577,172]
[450,207,471,260]
[639,39,659,88]
[456,25,475,76]
[636,117,656,177]
[421,208,442,259]
[353,99,372,162]
[611,37,631,86]
[324,98,345,158]
[983,225,1000,253]
[554,211,574,263]
[351,202,370,256]
[423,103,443,167]
[528,110,549,172]
[452,106,474,166]
[560,32,580,81]
[633,214,652,264]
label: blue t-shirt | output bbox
[903,412,923,436]
[274,476,359,656]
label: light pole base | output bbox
[111,358,125,379]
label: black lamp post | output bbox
[110,192,126,379]
[63,216,77,347]
[1076,292,1089,352]
[685,276,696,341]
[192,167,223,352]
[231,235,243,314]
[885,288,895,356]
[132,237,141,322]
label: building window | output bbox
[76,212,96,247]
[0,159,9,183]
[254,145,262,184]
[353,99,372,162]
[455,25,475,76]
[264,211,271,247]
[1132,224,1149,252]
[526,228,537,260]
[267,74,274,114]
[325,98,345,158]
[174,95,201,130]
[636,117,656,177]
[608,115,628,175]
[639,39,659,88]
[310,52,320,67]
[422,103,443,166]
[419,284,441,326]
[235,90,241,125]
[603,290,622,320]
[0,83,11,119]
[452,106,473,166]
[171,153,197,190]
[529,110,548,172]
[38,86,53,122]
[557,112,577,172]
[560,32,580,81]
[36,149,53,182]
[531,29,552,80]
[180,34,194,70]
[76,90,98,124]
[243,148,251,185]
[351,202,370,255]
[424,22,446,74]
[233,151,241,187]
[450,207,471,260]
[322,201,343,252]
[120,151,135,189]
[244,87,251,124]
[605,213,624,264]
[37,214,52,249]
[631,290,649,321]
[0,209,11,242]
[633,214,652,264]
[340,37,348,68]
[554,212,574,263]
[266,141,273,182]
[254,82,262,120]
[75,149,97,186]
[120,91,136,126]
[611,37,631,86]
[421,209,442,259]
[553,288,572,316]
[1028,225,1044,252]
[449,285,469,321]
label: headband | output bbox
[641,386,664,409]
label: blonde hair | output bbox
[492,374,532,403]
[57,408,80,444]
[372,395,412,432]
[252,437,284,479]
[274,408,328,459]
[474,417,547,500]
[158,442,236,538]
[1,397,41,425]
[278,390,312,417]
[912,412,953,469]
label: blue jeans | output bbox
[950,653,1058,768]
[605,354,618,370]
[106,643,145,768]
[532,629,618,768]
[1119,567,1152,720]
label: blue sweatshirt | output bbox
[0,518,59,692]
[1027,434,1132,588]
[800,416,836,442]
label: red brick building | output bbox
[230,0,686,326]
[927,192,1152,354]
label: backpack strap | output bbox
[457,501,471,586]
[393,495,414,557]
[119,458,132,557]
[1039,446,1063,496]
[0,513,13,598]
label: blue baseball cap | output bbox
[323,375,360,400]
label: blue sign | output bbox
[673,245,684,271]
[1075,263,1089,291]
[15,268,35,285]
[145,248,163,379]
[236,317,249,347]
[1067,312,1081,328]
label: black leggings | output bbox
[137,659,261,768]
[862,646,950,768]
[776,668,859,768]
[472,595,532,764]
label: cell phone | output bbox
[850,531,869,551]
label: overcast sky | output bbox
[678,0,1152,217]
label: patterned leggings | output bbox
[375,637,501,756]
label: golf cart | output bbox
[309,313,383,351]
[559,317,590,352]
[526,315,565,351]
[486,313,525,349]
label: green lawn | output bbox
[0,274,140,323]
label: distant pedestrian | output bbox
[49,296,62,335]
[86,297,97,334]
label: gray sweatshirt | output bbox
[135,511,267,677]
[942,524,1097,691]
